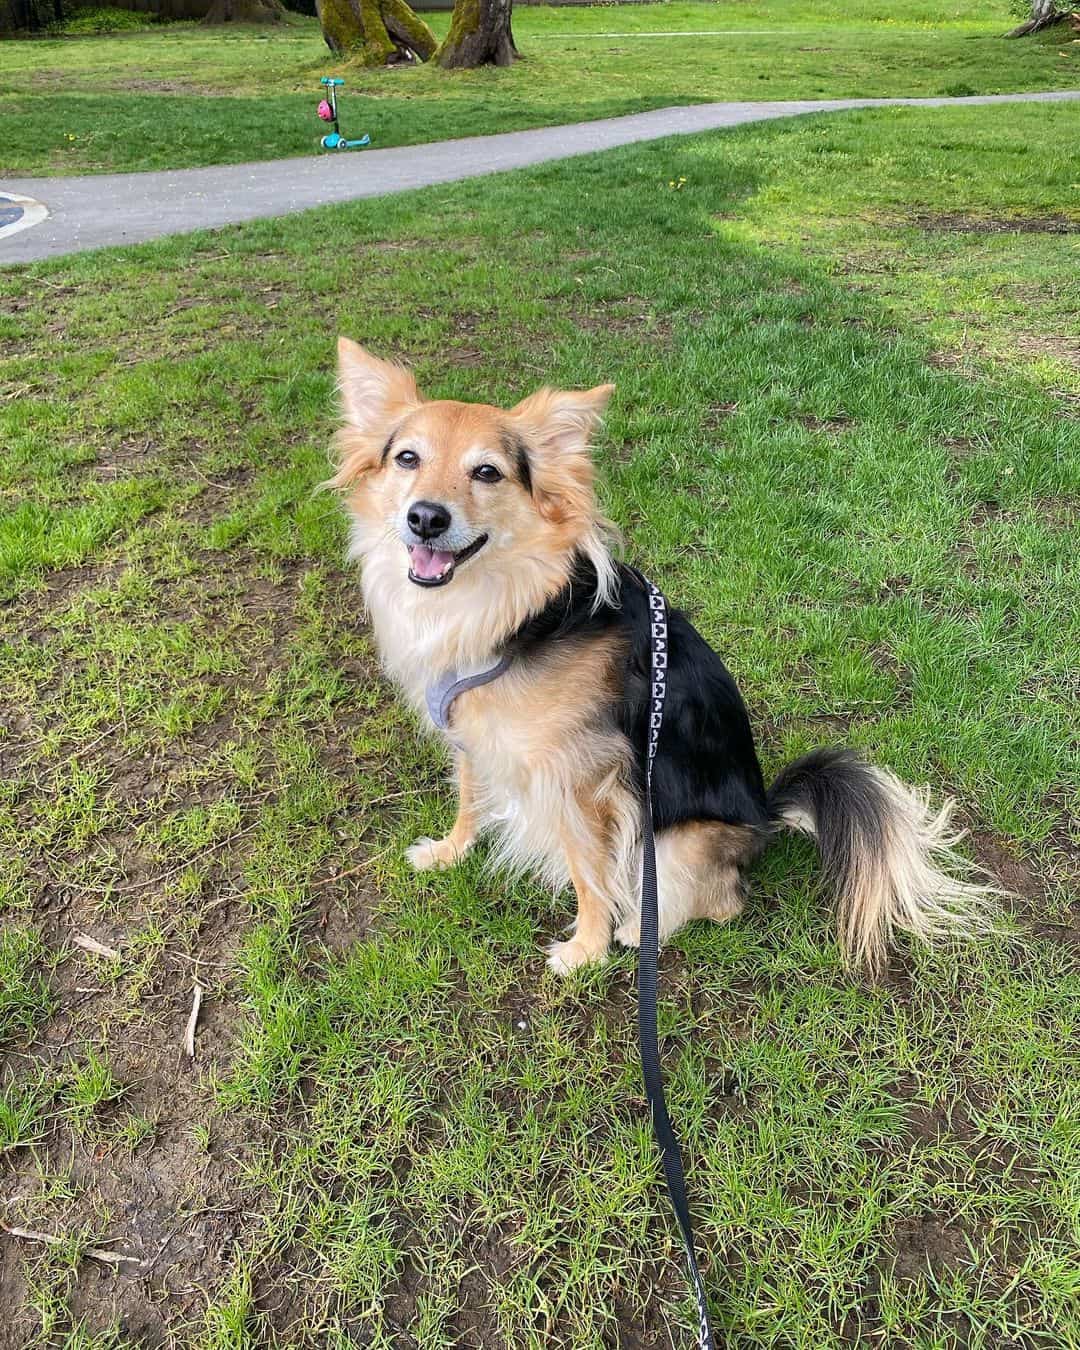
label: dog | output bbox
[329,338,994,978]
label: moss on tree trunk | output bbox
[316,0,435,64]
[435,0,518,68]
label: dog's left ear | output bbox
[509,384,614,523]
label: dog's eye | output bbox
[394,449,420,470]
[471,464,503,484]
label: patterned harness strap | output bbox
[637,573,717,1350]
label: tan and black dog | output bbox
[330,338,994,977]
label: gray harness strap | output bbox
[425,654,513,732]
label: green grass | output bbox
[0,99,1078,1346]
[62,1047,125,1127]
[1,0,1078,175]
[0,927,54,1041]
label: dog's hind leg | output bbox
[407,753,479,872]
[615,820,759,948]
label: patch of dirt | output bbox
[906,211,1080,235]
[926,350,966,372]
[887,1216,974,1281]
[0,930,263,1348]
[1033,494,1080,531]
[353,237,434,255]
[901,1099,947,1145]
[571,296,676,346]
[0,543,393,1345]
[1049,386,1080,416]
[1014,330,1080,370]
[702,401,740,430]
[942,434,981,459]
[969,830,1045,905]
[6,558,123,625]
[302,883,376,953]
[106,78,217,95]
[177,463,257,526]
[794,411,852,434]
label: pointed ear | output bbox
[508,384,614,523]
[330,339,421,491]
[337,337,420,429]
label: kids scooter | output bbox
[317,77,371,151]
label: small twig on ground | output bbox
[2,1223,141,1267]
[72,933,121,960]
[140,1219,187,1277]
[310,844,393,892]
[184,984,204,1060]
[167,950,234,972]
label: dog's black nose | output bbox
[407,500,451,541]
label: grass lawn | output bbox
[1,0,1079,176]
[1,98,1079,1347]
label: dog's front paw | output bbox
[406,835,470,872]
[614,919,639,949]
[546,938,607,976]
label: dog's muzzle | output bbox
[406,533,488,588]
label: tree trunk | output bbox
[435,0,519,68]
[316,0,436,64]
[204,0,285,20]
[1005,0,1069,35]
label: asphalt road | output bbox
[2,91,1077,265]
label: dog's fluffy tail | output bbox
[767,748,997,978]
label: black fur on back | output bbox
[507,555,770,833]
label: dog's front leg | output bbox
[407,753,478,872]
[547,800,615,974]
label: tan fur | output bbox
[615,821,760,949]
[406,753,479,872]
[440,633,641,970]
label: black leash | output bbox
[638,574,717,1350]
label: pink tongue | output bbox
[409,544,454,580]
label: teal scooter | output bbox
[316,77,371,151]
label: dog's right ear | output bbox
[330,339,421,489]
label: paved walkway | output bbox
[2,91,1077,265]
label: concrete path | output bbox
[2,91,1077,265]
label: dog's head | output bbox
[330,339,614,597]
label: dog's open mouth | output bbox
[407,534,488,588]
